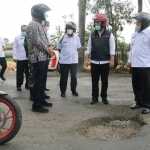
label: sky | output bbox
[0,0,150,43]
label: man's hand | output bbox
[84,59,89,67]
[13,59,17,63]
[47,46,54,57]
[126,63,131,72]
[109,60,114,68]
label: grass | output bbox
[6,57,13,62]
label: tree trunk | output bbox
[138,0,142,12]
[78,0,86,71]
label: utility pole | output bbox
[138,0,143,12]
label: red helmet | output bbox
[92,13,108,27]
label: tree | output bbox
[4,38,9,44]
[78,0,87,70]
[87,0,134,66]
[138,0,143,12]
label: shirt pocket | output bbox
[62,41,68,48]
[18,38,24,47]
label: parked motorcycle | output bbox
[0,91,22,145]
[12,49,60,73]
[48,49,60,73]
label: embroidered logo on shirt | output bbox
[102,35,109,38]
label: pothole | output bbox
[73,116,145,141]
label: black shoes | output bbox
[29,95,34,101]
[141,108,150,114]
[41,101,53,107]
[17,87,22,91]
[45,87,49,91]
[32,106,49,113]
[102,98,109,104]
[61,92,66,97]
[44,94,50,99]
[0,75,6,81]
[90,97,98,105]
[130,103,141,109]
[72,91,79,96]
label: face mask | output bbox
[45,27,49,32]
[135,25,141,32]
[95,26,101,31]
[21,32,26,36]
[42,21,45,26]
[67,29,73,35]
[44,14,48,19]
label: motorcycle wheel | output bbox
[57,62,60,73]
[0,95,22,145]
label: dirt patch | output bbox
[6,62,16,71]
[72,115,144,141]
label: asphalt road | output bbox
[1,71,150,150]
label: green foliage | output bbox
[87,0,134,44]
[6,57,13,62]
[51,26,64,48]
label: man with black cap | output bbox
[26,3,53,113]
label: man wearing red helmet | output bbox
[85,13,115,105]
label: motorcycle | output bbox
[48,49,60,73]
[0,91,22,145]
[12,49,60,73]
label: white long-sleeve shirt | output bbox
[12,34,27,60]
[0,37,5,57]
[128,28,150,67]
[86,31,115,64]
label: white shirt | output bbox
[57,34,81,64]
[86,32,115,64]
[47,33,51,45]
[0,37,5,57]
[128,28,150,67]
[12,34,27,60]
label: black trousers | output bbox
[60,64,77,93]
[91,63,109,99]
[0,57,7,77]
[16,60,29,87]
[132,67,150,107]
[32,60,47,107]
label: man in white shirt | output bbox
[57,22,81,97]
[127,12,150,114]
[85,13,115,105]
[12,25,29,91]
[0,37,7,81]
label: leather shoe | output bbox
[90,97,98,105]
[41,101,53,107]
[130,103,141,109]
[17,87,22,91]
[141,108,150,114]
[32,106,49,113]
[0,76,6,81]
[43,93,50,99]
[102,98,109,104]
[61,93,66,97]
[45,87,49,91]
[72,91,79,96]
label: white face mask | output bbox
[135,25,141,32]
[45,27,50,32]
[67,29,73,35]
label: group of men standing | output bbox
[1,3,150,115]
